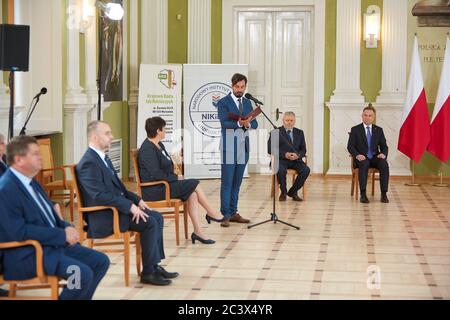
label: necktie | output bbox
[30,181,56,227]
[238,98,243,115]
[366,126,373,159]
[287,130,293,144]
[105,155,126,193]
[104,154,116,175]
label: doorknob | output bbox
[276,108,283,121]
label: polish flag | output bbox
[398,36,430,163]
[427,37,450,163]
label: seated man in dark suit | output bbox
[76,121,178,286]
[0,133,7,177]
[347,105,390,204]
[0,133,7,297]
[0,135,110,300]
[268,112,310,202]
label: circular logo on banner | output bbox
[189,82,231,138]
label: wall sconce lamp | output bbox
[364,5,381,49]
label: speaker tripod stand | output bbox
[248,105,300,231]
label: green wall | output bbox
[211,0,222,64]
[168,0,188,64]
[323,0,337,174]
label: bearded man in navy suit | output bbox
[217,73,258,227]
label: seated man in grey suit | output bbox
[76,121,179,286]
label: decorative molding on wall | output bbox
[141,0,168,64]
[376,0,408,105]
[188,0,211,63]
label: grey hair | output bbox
[87,120,109,139]
[283,111,296,118]
[0,133,4,143]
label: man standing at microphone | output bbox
[217,74,258,227]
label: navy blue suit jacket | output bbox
[0,169,70,281]
[217,94,258,156]
[268,127,307,160]
[347,123,389,161]
[0,155,7,177]
[76,148,141,238]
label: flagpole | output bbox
[405,161,420,186]
[433,165,448,187]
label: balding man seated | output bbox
[76,121,179,286]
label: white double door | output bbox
[235,10,313,172]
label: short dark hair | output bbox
[145,117,166,139]
[6,135,38,166]
[363,104,376,114]
[231,73,248,86]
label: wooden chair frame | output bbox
[130,149,189,246]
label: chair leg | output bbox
[88,239,94,249]
[49,277,59,300]
[351,172,355,196]
[174,206,180,246]
[135,234,141,277]
[183,203,189,240]
[69,189,74,223]
[123,234,130,287]
[9,284,17,298]
[355,170,359,200]
[274,175,279,201]
[371,172,376,196]
[270,177,275,198]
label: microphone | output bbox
[33,87,48,99]
[244,93,264,106]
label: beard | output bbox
[234,91,244,98]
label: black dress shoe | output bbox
[191,233,215,244]
[279,193,287,201]
[287,191,303,202]
[141,272,172,286]
[381,193,389,203]
[156,265,180,279]
[0,288,8,297]
[360,194,370,204]
[205,214,224,224]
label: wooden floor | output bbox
[15,175,450,300]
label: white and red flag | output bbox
[427,36,450,163]
[398,36,431,163]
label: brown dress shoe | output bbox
[229,213,250,224]
[221,218,230,227]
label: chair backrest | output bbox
[37,138,54,181]
[68,165,85,211]
[130,149,143,197]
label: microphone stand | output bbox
[248,104,300,231]
[19,96,41,136]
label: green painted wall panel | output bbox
[211,0,222,63]
[323,0,337,174]
[168,0,188,64]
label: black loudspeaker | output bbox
[0,24,30,72]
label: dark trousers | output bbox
[55,244,110,300]
[129,209,165,275]
[277,160,310,195]
[356,157,390,194]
